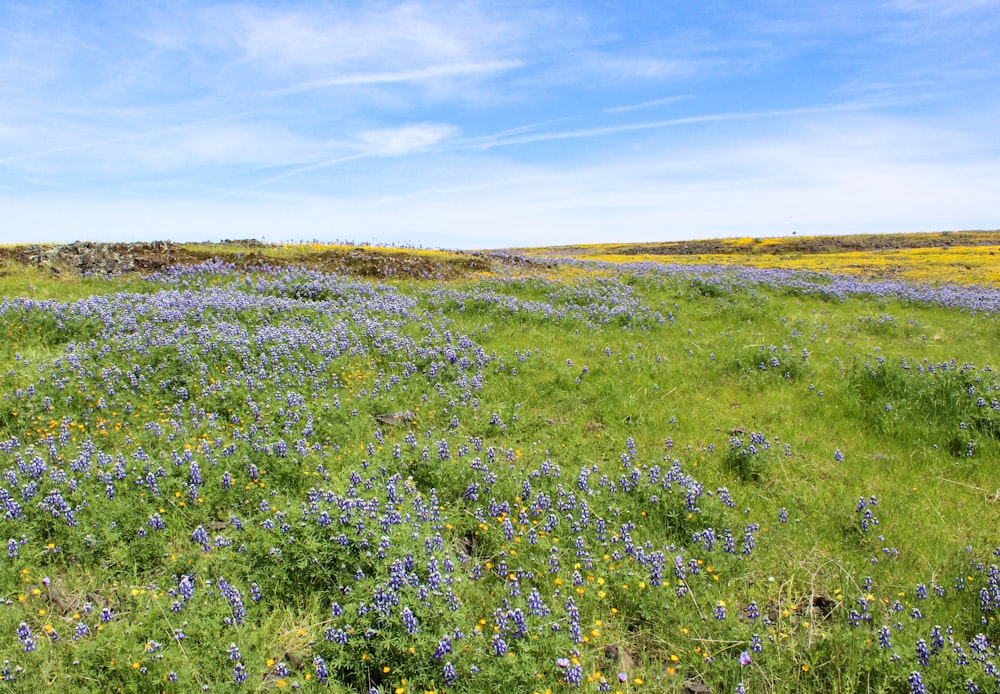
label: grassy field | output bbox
[1,236,999,693]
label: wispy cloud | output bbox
[580,54,701,81]
[218,2,528,78]
[232,5,469,68]
[231,122,460,192]
[0,111,259,166]
[272,60,523,94]
[890,0,1000,16]
[356,123,458,156]
[604,95,693,114]
[464,101,885,151]
[236,153,374,193]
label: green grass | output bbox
[0,258,998,693]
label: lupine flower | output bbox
[915,639,930,667]
[400,606,419,634]
[313,656,329,684]
[715,601,727,620]
[491,634,508,657]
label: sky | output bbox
[1,1,999,249]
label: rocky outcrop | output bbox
[17,241,184,276]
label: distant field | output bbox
[522,230,1000,286]
[1,234,999,693]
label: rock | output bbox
[374,411,415,426]
[46,581,81,615]
[18,241,184,277]
[766,594,837,625]
[284,650,306,670]
[800,594,837,620]
[603,644,634,672]
[681,680,712,694]
[455,532,477,562]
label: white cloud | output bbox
[356,123,459,156]
[273,60,523,94]
[889,0,1000,16]
[219,2,527,78]
[234,4,464,68]
[0,116,333,175]
[227,122,461,191]
[604,95,693,114]
[462,100,881,151]
[583,55,699,81]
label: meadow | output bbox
[1,237,999,693]
[523,231,1000,286]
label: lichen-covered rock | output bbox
[18,241,183,276]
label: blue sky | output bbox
[1,0,998,248]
